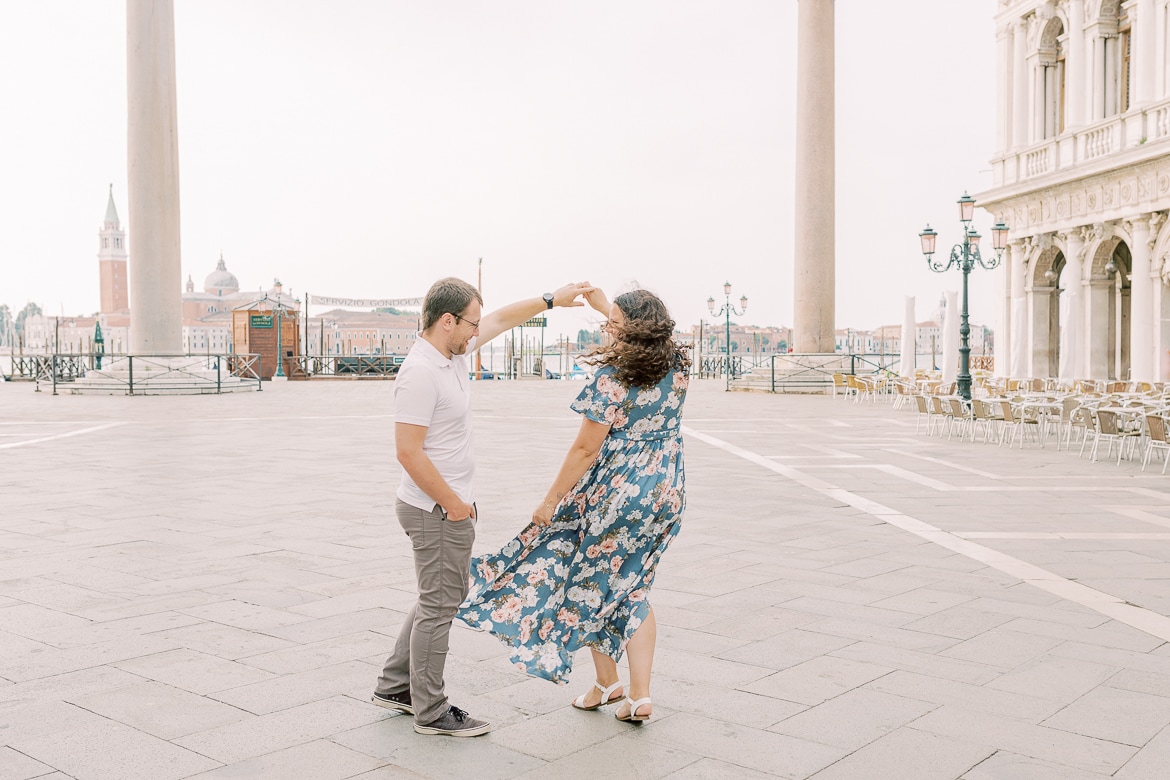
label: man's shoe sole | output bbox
[413,722,492,737]
[371,694,414,715]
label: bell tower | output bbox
[99,184,129,313]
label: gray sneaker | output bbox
[371,690,413,715]
[414,705,491,737]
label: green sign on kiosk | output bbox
[251,314,274,328]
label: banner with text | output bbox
[309,295,423,308]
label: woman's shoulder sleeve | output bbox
[571,366,622,423]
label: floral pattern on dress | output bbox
[456,364,688,683]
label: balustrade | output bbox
[1084,124,1114,159]
[1025,147,1050,178]
[995,97,1170,188]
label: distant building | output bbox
[690,323,790,355]
[22,188,427,358]
[179,256,300,355]
[98,185,128,315]
[304,309,419,356]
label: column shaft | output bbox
[1063,233,1085,379]
[1105,37,1117,115]
[127,0,183,355]
[1093,35,1106,119]
[1010,242,1030,378]
[793,0,835,352]
[1087,280,1112,378]
[1136,0,1156,106]
[1068,0,1085,128]
[1013,21,1029,148]
[1130,218,1153,380]
[996,25,1011,153]
[998,247,1013,377]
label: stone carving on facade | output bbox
[1019,236,1036,268]
[1149,210,1167,241]
[992,163,1170,238]
[1026,13,1045,49]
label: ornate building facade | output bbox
[979,0,1170,381]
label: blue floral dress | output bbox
[457,364,688,683]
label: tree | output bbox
[0,304,11,346]
[14,302,42,336]
[576,328,605,347]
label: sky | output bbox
[0,0,1002,340]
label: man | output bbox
[373,277,591,737]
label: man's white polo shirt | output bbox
[394,335,475,512]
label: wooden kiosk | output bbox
[232,297,301,380]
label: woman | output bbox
[457,287,689,723]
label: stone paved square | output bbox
[2,378,1170,778]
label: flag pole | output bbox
[475,258,483,378]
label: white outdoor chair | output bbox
[1090,409,1142,465]
[1141,414,1170,474]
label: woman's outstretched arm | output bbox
[532,417,611,526]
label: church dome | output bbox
[204,254,239,294]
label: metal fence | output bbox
[725,353,902,393]
[292,355,402,378]
[11,353,264,395]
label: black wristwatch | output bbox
[542,292,554,309]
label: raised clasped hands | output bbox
[551,281,595,308]
[583,284,610,314]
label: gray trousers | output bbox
[377,499,475,724]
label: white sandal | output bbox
[616,696,652,723]
[571,680,624,711]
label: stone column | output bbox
[1157,2,1168,97]
[1104,36,1118,115]
[127,0,183,355]
[996,24,1012,153]
[1010,240,1030,378]
[998,246,1013,378]
[1028,284,1056,377]
[1092,34,1106,120]
[793,0,835,353]
[1130,216,1154,380]
[1087,277,1113,378]
[1063,230,1086,378]
[1068,0,1085,128]
[1135,0,1156,106]
[1013,19,1029,148]
[1033,58,1045,141]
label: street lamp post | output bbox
[274,301,285,378]
[918,192,1009,402]
[707,281,748,389]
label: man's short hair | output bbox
[422,277,483,330]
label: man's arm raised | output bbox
[475,282,592,346]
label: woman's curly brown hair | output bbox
[585,290,691,388]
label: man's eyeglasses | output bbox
[452,313,480,330]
